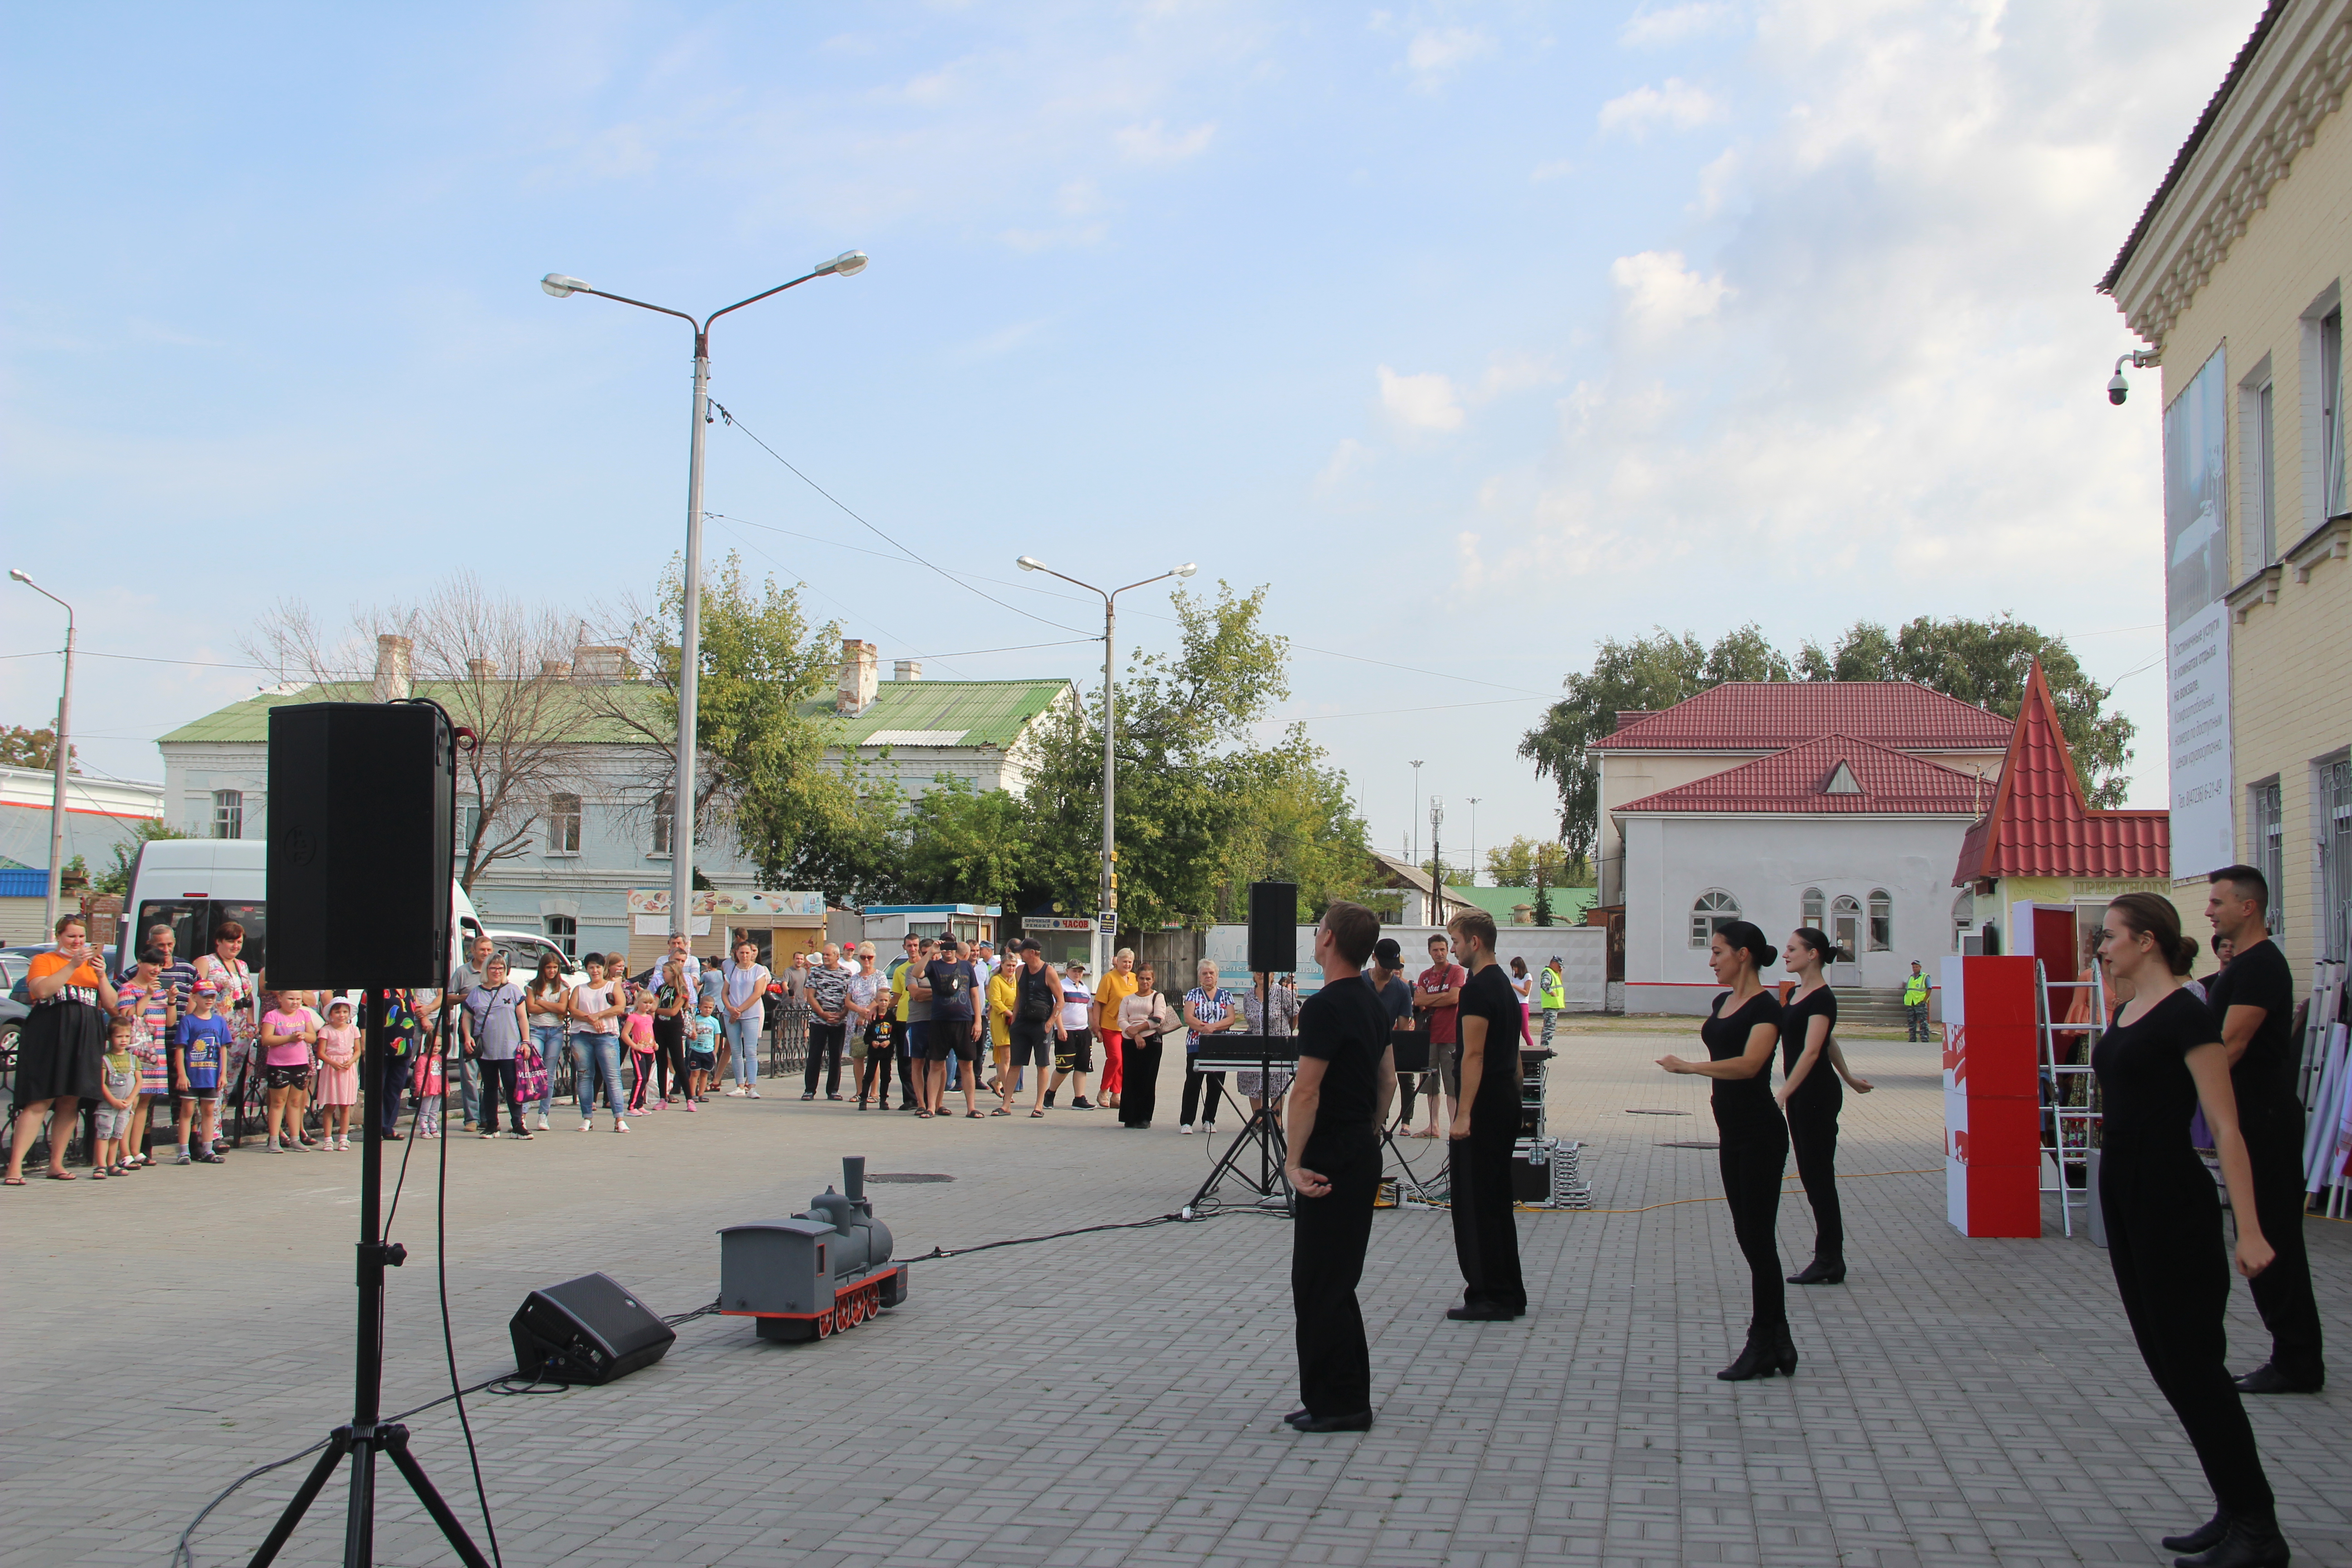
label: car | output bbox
[481,930,588,992]
[0,955,25,1091]
[3,944,119,1006]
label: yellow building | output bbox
[2101,0,2352,966]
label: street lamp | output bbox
[1408,760,1424,871]
[1466,796,1480,883]
[543,253,867,937]
[9,569,74,932]
[1016,555,1197,956]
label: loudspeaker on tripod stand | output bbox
[1248,880,1297,975]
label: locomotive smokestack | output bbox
[842,1156,866,1203]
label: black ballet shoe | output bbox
[2160,1513,2228,1554]
[1771,1323,1798,1377]
[2173,1512,2289,1568]
[1716,1331,1779,1381]
[1292,1410,1373,1432]
[2233,1362,2322,1395]
[1283,1408,1311,1427]
[1787,1259,1847,1285]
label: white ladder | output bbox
[2035,958,2105,1238]
[2295,960,2348,1220]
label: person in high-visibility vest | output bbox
[1901,962,1931,1041]
[1537,956,1567,1048]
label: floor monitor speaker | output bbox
[1247,880,1298,975]
[267,701,452,989]
[510,1272,676,1385]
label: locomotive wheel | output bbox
[815,1308,835,1338]
[841,1293,862,1329]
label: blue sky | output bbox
[2,0,2265,873]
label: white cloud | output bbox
[1318,437,1374,488]
[1115,118,1217,162]
[1530,157,1576,182]
[1404,25,1494,88]
[1608,250,1730,333]
[1597,77,1724,136]
[1619,2,1741,49]
[1377,365,1466,432]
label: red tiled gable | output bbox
[1616,734,1990,815]
[1595,682,2014,751]
[1951,662,2168,884]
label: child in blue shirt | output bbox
[686,993,720,1110]
[172,982,235,1163]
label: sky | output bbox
[1,0,2268,879]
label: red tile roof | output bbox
[1595,681,2014,752]
[1615,734,1990,815]
[1951,662,2168,883]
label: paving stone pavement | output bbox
[2,1027,2344,1568]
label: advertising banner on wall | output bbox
[2163,346,2233,878]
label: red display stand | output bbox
[1942,956,2042,1237]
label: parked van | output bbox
[118,839,485,983]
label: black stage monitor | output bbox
[1191,1033,1304,1074]
[1389,1027,1431,1076]
[510,1272,676,1385]
[1247,880,1297,975]
[267,701,452,990]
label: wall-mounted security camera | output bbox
[2107,349,2157,406]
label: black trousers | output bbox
[1293,1136,1380,1418]
[1785,1077,1844,1264]
[477,1058,521,1134]
[377,1054,411,1138]
[804,1022,845,1096]
[859,1028,896,1104]
[2104,1153,2275,1518]
[2244,1105,2324,1382]
[652,1017,687,1098]
[1181,1065,1225,1127]
[1121,1037,1163,1126]
[1718,1126,1788,1333]
[1449,1107,1525,1314]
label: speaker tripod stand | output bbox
[247,992,490,1568]
[1185,976,1298,1214]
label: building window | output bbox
[2249,778,2284,936]
[1689,889,1740,947]
[2322,308,2345,519]
[1867,889,1892,951]
[1801,887,1825,929]
[545,914,577,959]
[1831,895,1862,962]
[456,804,480,854]
[2326,759,2352,964]
[211,789,243,840]
[1951,890,1975,952]
[548,793,582,856]
[650,790,673,856]
[2253,378,2278,565]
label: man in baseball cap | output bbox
[172,981,233,1162]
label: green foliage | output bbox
[1484,834,1588,890]
[0,725,76,773]
[93,820,193,898]
[898,777,1037,911]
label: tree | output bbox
[898,777,1035,911]
[94,819,193,897]
[0,725,75,773]
[248,576,598,892]
[1484,834,1588,890]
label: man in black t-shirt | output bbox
[921,939,984,1117]
[1283,900,1395,1433]
[1446,908,1525,1322]
[2205,866,2324,1393]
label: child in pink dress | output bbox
[315,1000,361,1149]
[413,1037,446,1138]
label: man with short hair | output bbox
[2206,865,2325,1394]
[922,938,984,1116]
[1536,956,1566,1049]
[891,937,936,1112]
[446,934,496,1129]
[1445,908,1525,1322]
[1005,941,1064,1116]
[1283,900,1395,1433]
[1901,962,1931,1042]
[1408,934,1466,1138]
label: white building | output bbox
[0,766,167,942]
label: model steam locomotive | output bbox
[718,1156,908,1342]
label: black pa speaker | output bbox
[1247,880,1297,975]
[267,702,452,990]
[510,1272,676,1386]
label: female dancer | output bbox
[2095,894,2284,1566]
[1777,928,1875,1284]
[1657,920,1793,1380]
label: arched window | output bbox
[1690,889,1741,947]
[1951,890,1975,951]
[1867,889,1892,951]
[1801,887,1825,928]
[1830,895,1862,962]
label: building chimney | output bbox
[467,657,496,681]
[838,640,878,715]
[571,645,628,681]
[540,658,573,680]
[893,660,922,683]
[372,634,412,703]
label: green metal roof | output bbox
[159,678,1070,752]
[1446,884,1600,925]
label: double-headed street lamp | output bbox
[542,252,867,936]
[9,569,74,931]
[1015,556,1196,950]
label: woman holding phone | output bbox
[6,916,118,1184]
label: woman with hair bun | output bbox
[1777,928,1876,1284]
[1657,919,1795,1381]
[2093,893,2286,1567]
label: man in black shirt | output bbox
[1446,908,1525,1322]
[1283,900,1396,1433]
[2205,866,2324,1393]
[921,939,984,1118]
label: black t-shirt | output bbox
[1295,974,1390,1158]
[2096,987,2222,1198]
[1779,985,1841,1110]
[925,959,977,1021]
[1456,963,1523,1118]
[1374,975,1412,1027]
[1701,989,1783,1141]
[2206,937,2297,1119]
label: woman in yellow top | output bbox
[1092,948,1140,1110]
[986,952,1019,1106]
[8,915,119,1183]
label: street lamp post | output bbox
[542,254,866,937]
[1429,794,1445,926]
[1016,555,1197,958]
[1466,795,1480,884]
[1408,760,1424,877]
[9,569,74,932]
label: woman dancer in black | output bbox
[2094,894,2284,1568]
[1777,928,1875,1284]
[1657,920,1793,1381]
